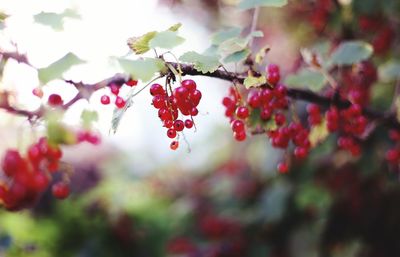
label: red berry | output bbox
[277,162,288,173]
[150,83,165,96]
[181,79,197,92]
[100,95,110,105]
[174,120,185,132]
[267,71,280,84]
[32,87,43,98]
[52,182,70,199]
[294,147,308,159]
[167,129,177,138]
[32,172,49,192]
[170,141,179,150]
[2,150,22,177]
[48,94,63,106]
[152,95,165,109]
[110,83,120,95]
[222,97,234,107]
[190,90,202,106]
[184,119,194,129]
[190,107,199,116]
[236,106,249,119]
[231,120,245,133]
[267,64,280,74]
[115,96,126,109]
[126,79,138,87]
[275,113,286,126]
[233,131,246,141]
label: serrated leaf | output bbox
[81,110,98,129]
[149,31,185,50]
[179,51,221,74]
[285,69,326,92]
[255,45,271,64]
[379,61,400,82]
[238,0,288,10]
[330,41,373,66]
[218,37,248,56]
[38,53,85,84]
[127,31,157,55]
[33,9,80,30]
[244,74,266,89]
[203,45,219,56]
[168,23,182,32]
[223,49,250,63]
[110,104,127,134]
[118,58,166,82]
[211,27,242,45]
[309,118,328,147]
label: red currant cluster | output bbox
[100,79,138,109]
[326,104,368,156]
[150,79,201,150]
[385,130,400,165]
[0,137,68,211]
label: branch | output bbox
[0,51,399,131]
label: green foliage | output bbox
[296,183,332,214]
[330,41,373,66]
[148,31,185,50]
[117,58,166,82]
[38,53,85,84]
[211,27,242,45]
[285,69,326,92]
[238,0,288,10]
[33,9,80,30]
[45,111,76,145]
[127,23,183,55]
[379,61,400,82]
[179,51,221,73]
[223,48,250,63]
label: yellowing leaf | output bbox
[309,118,329,147]
[127,31,157,55]
[244,74,266,89]
[255,45,271,64]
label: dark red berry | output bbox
[100,95,110,105]
[52,182,70,199]
[184,119,194,129]
[48,94,63,106]
[115,96,126,109]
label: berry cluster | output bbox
[100,80,138,109]
[0,137,67,211]
[150,79,201,150]
[327,104,367,156]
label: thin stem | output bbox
[248,7,260,48]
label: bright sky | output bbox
[0,0,238,173]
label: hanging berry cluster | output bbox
[150,79,201,150]
[0,138,65,210]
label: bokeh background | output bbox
[0,0,400,256]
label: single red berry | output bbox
[294,147,308,159]
[277,162,288,173]
[222,97,234,107]
[115,96,126,109]
[48,94,63,106]
[267,71,280,84]
[275,113,286,126]
[174,120,185,132]
[32,172,49,192]
[231,120,245,133]
[2,150,22,177]
[32,87,44,98]
[190,90,202,106]
[233,131,246,141]
[152,95,165,109]
[190,107,199,116]
[110,83,120,95]
[150,83,165,96]
[267,63,280,74]
[100,95,110,105]
[170,141,179,150]
[126,79,138,87]
[167,129,177,139]
[164,120,173,128]
[181,79,197,92]
[52,182,70,199]
[386,149,399,163]
[236,106,249,119]
[184,119,194,129]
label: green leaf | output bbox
[110,104,127,134]
[167,23,182,32]
[127,31,157,55]
[81,110,98,129]
[149,31,185,50]
[179,51,221,74]
[308,118,329,147]
[223,48,250,63]
[330,41,373,66]
[244,74,266,89]
[255,45,271,64]
[218,37,248,56]
[118,58,166,82]
[296,183,332,214]
[238,0,288,10]
[285,69,326,92]
[211,27,242,45]
[379,61,400,82]
[38,53,85,84]
[33,9,80,30]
